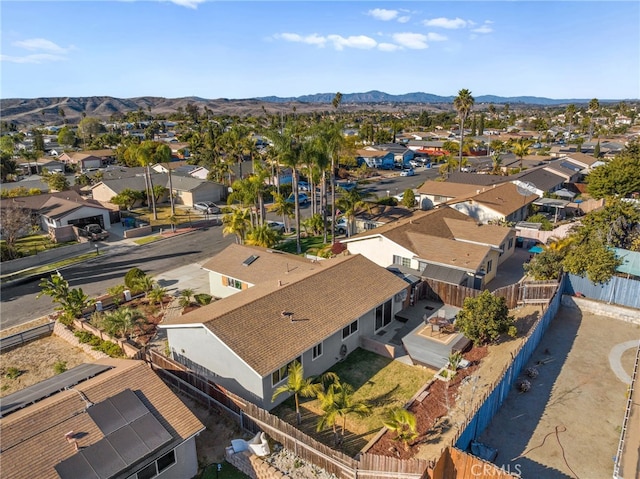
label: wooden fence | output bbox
[432,447,519,479]
[147,350,430,479]
[420,279,480,308]
[0,322,55,352]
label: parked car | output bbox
[336,181,357,192]
[267,221,286,234]
[334,217,349,235]
[83,224,109,241]
[409,159,422,168]
[286,193,310,205]
[400,168,415,177]
[194,201,221,214]
[298,181,311,192]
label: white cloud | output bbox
[165,0,205,8]
[426,32,448,42]
[1,53,67,64]
[12,38,69,53]
[327,35,377,51]
[423,17,468,29]
[472,24,493,34]
[277,33,327,47]
[378,43,400,52]
[397,16,411,23]
[367,8,398,21]
[392,32,429,49]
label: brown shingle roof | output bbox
[405,232,490,271]
[563,152,599,167]
[201,244,317,285]
[163,254,408,376]
[464,183,538,215]
[443,218,512,247]
[0,359,203,479]
[417,180,485,198]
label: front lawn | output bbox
[273,348,432,456]
[2,234,77,258]
[275,235,335,256]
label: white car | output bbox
[267,221,285,233]
[400,168,415,177]
[193,201,221,214]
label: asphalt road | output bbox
[0,226,236,330]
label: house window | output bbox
[487,260,493,273]
[508,237,514,249]
[342,320,358,340]
[434,195,448,202]
[375,300,393,331]
[312,342,323,360]
[224,276,242,289]
[272,356,302,386]
[157,450,176,473]
[392,255,411,268]
[136,462,157,479]
[364,222,377,230]
[418,261,427,272]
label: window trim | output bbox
[271,356,302,387]
[342,320,358,340]
[312,342,323,360]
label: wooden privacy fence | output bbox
[147,350,430,479]
[431,447,519,479]
[0,321,55,352]
[423,278,558,309]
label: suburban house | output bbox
[416,181,487,209]
[91,175,226,208]
[160,250,410,410]
[341,207,516,289]
[366,143,414,166]
[1,190,114,242]
[0,359,204,479]
[512,167,567,197]
[355,149,395,169]
[542,159,583,183]
[448,182,539,224]
[58,149,117,171]
[560,152,604,172]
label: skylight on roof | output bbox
[242,255,259,267]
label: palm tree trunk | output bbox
[330,157,336,244]
[321,170,328,243]
[458,118,465,172]
[293,170,301,254]
[167,166,175,215]
[147,164,157,220]
[295,393,301,425]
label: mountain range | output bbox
[0,91,620,127]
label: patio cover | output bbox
[421,263,469,286]
[532,197,570,209]
[614,248,640,277]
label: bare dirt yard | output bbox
[0,335,93,396]
[478,305,640,479]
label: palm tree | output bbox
[156,143,175,215]
[134,275,156,296]
[272,361,322,425]
[335,186,372,238]
[148,285,168,309]
[222,207,251,244]
[383,408,418,451]
[317,119,344,244]
[319,380,370,445]
[245,224,279,248]
[453,89,475,172]
[269,193,294,233]
[179,288,195,308]
[102,307,144,339]
[512,138,534,171]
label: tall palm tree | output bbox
[272,361,322,425]
[148,285,168,310]
[102,307,144,339]
[133,141,158,220]
[268,193,294,233]
[222,208,250,244]
[453,89,475,172]
[336,186,372,238]
[322,381,370,445]
[156,143,175,215]
[383,408,418,451]
[512,138,534,171]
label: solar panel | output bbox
[0,363,113,417]
[56,389,173,479]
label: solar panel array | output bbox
[0,363,113,418]
[54,389,173,479]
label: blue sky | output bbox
[1,1,639,100]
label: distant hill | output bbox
[0,91,624,127]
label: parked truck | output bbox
[83,224,109,241]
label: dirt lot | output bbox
[0,335,93,396]
[478,305,640,479]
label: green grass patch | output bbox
[273,348,432,455]
[275,235,333,255]
[133,235,163,245]
[1,234,77,257]
[127,205,204,227]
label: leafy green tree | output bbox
[57,126,76,148]
[301,213,325,237]
[78,117,104,147]
[383,408,418,451]
[111,188,144,210]
[101,307,144,339]
[401,189,416,208]
[124,267,146,290]
[41,169,70,191]
[336,186,372,238]
[0,154,17,182]
[563,238,620,283]
[272,360,322,425]
[456,290,516,345]
[586,149,640,199]
[37,273,94,325]
[222,208,251,244]
[0,135,15,156]
[524,249,565,280]
[152,184,167,203]
[453,89,474,172]
[179,288,195,308]
[156,143,175,214]
[269,192,294,232]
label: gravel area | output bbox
[264,445,338,479]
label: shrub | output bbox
[53,360,67,374]
[194,293,213,306]
[525,367,539,379]
[5,367,22,379]
[94,341,124,358]
[456,290,517,345]
[376,196,398,206]
[518,379,531,392]
[74,330,95,343]
[124,268,146,290]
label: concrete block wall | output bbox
[53,321,109,360]
[561,295,640,325]
[225,449,287,479]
